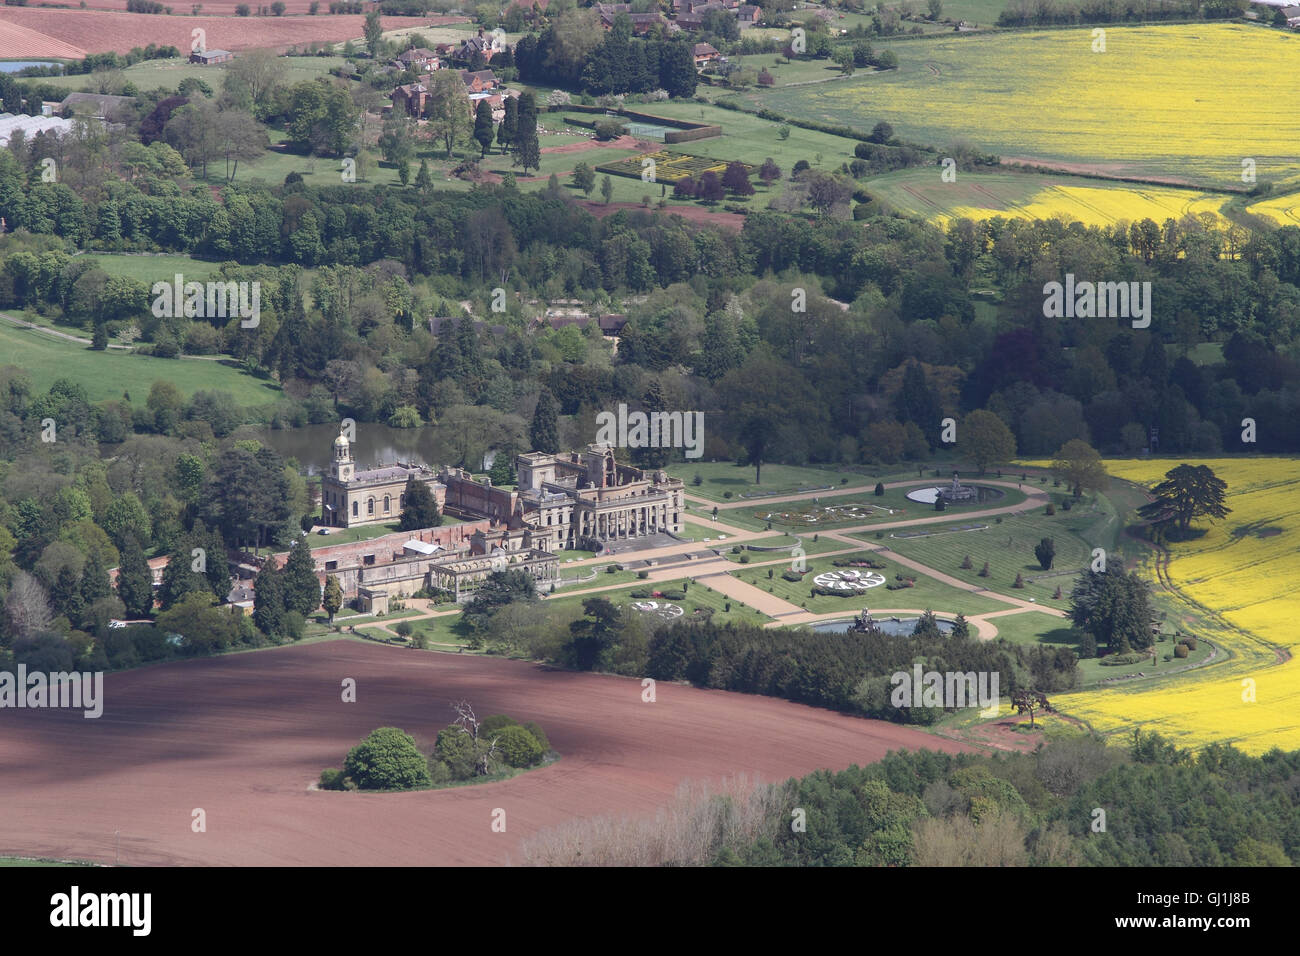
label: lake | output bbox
[252,422,454,475]
[0,61,65,74]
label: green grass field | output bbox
[82,253,223,283]
[0,318,280,408]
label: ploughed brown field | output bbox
[0,9,435,57]
[0,639,967,866]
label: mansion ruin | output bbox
[306,433,686,605]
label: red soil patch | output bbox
[579,199,747,232]
[0,9,430,56]
[0,640,969,866]
[540,135,652,156]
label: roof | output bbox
[61,92,132,108]
[350,465,431,484]
[460,69,498,86]
[226,584,255,604]
[403,540,442,555]
[0,112,73,146]
[196,48,233,57]
[694,43,720,56]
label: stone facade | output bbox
[291,434,680,605]
[319,432,445,528]
[442,441,685,550]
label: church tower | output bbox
[332,431,354,483]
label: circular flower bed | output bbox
[811,569,886,592]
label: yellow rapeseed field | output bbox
[1056,459,1300,753]
[789,24,1300,188]
[942,183,1230,229]
[1246,192,1300,227]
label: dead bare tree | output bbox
[451,699,480,740]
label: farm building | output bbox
[190,49,235,65]
[60,92,134,120]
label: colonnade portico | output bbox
[578,498,676,541]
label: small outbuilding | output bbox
[190,49,235,65]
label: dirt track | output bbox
[0,639,968,866]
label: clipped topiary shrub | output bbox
[661,588,687,601]
[1174,643,1190,659]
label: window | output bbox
[363,554,376,566]
[352,501,358,517]
[383,495,390,513]
[325,561,338,571]
[399,494,406,508]
[368,498,375,516]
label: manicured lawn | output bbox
[678,518,738,542]
[729,486,925,530]
[668,459,870,501]
[308,522,402,548]
[550,566,643,592]
[719,533,850,563]
[877,496,1101,609]
[543,576,773,626]
[730,551,1007,617]
[0,318,280,408]
[408,575,774,648]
